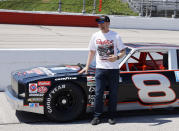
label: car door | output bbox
[117,49,179,111]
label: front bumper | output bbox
[5,86,44,114]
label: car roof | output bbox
[125,43,179,49]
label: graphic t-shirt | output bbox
[89,30,125,69]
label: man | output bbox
[79,15,126,125]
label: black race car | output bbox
[6,43,179,122]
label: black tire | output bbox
[44,82,86,122]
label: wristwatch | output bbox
[117,55,120,60]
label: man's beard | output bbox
[100,26,105,30]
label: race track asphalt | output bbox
[1,91,179,131]
[1,24,179,49]
[1,24,179,131]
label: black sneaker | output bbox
[108,118,116,125]
[91,117,100,125]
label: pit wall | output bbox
[1,10,179,30]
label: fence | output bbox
[0,0,137,16]
[0,0,99,14]
[1,0,179,17]
[58,0,97,14]
[129,0,179,18]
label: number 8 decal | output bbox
[132,73,176,103]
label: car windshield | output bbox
[90,47,132,68]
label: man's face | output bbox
[98,22,110,31]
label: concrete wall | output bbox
[0,10,98,27]
[0,49,89,91]
[110,15,179,30]
[1,10,179,30]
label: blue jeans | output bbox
[94,69,119,118]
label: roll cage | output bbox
[119,48,178,72]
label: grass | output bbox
[0,0,138,16]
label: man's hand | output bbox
[108,49,126,62]
[79,50,95,74]
[108,55,117,62]
[78,66,89,74]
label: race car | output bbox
[5,43,179,122]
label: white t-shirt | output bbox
[89,30,125,69]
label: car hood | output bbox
[12,65,81,81]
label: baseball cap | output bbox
[96,15,110,24]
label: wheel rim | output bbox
[54,91,76,113]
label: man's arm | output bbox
[79,50,96,74]
[117,49,126,59]
[108,49,126,62]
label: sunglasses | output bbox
[97,21,105,24]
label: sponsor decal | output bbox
[17,72,27,76]
[26,68,44,75]
[87,76,96,87]
[51,66,78,71]
[65,65,80,70]
[28,98,43,102]
[87,76,95,81]
[38,86,48,93]
[89,87,95,92]
[17,72,22,76]
[175,71,179,82]
[29,83,37,93]
[88,90,109,106]
[29,94,44,97]
[29,103,39,108]
[87,82,96,87]
[88,95,95,106]
[46,84,66,114]
[55,77,77,81]
[38,67,55,76]
[103,91,109,99]
[38,81,51,86]
[51,67,71,71]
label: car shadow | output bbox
[15,111,93,124]
[16,108,179,126]
[115,108,176,126]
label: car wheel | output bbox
[44,82,86,122]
